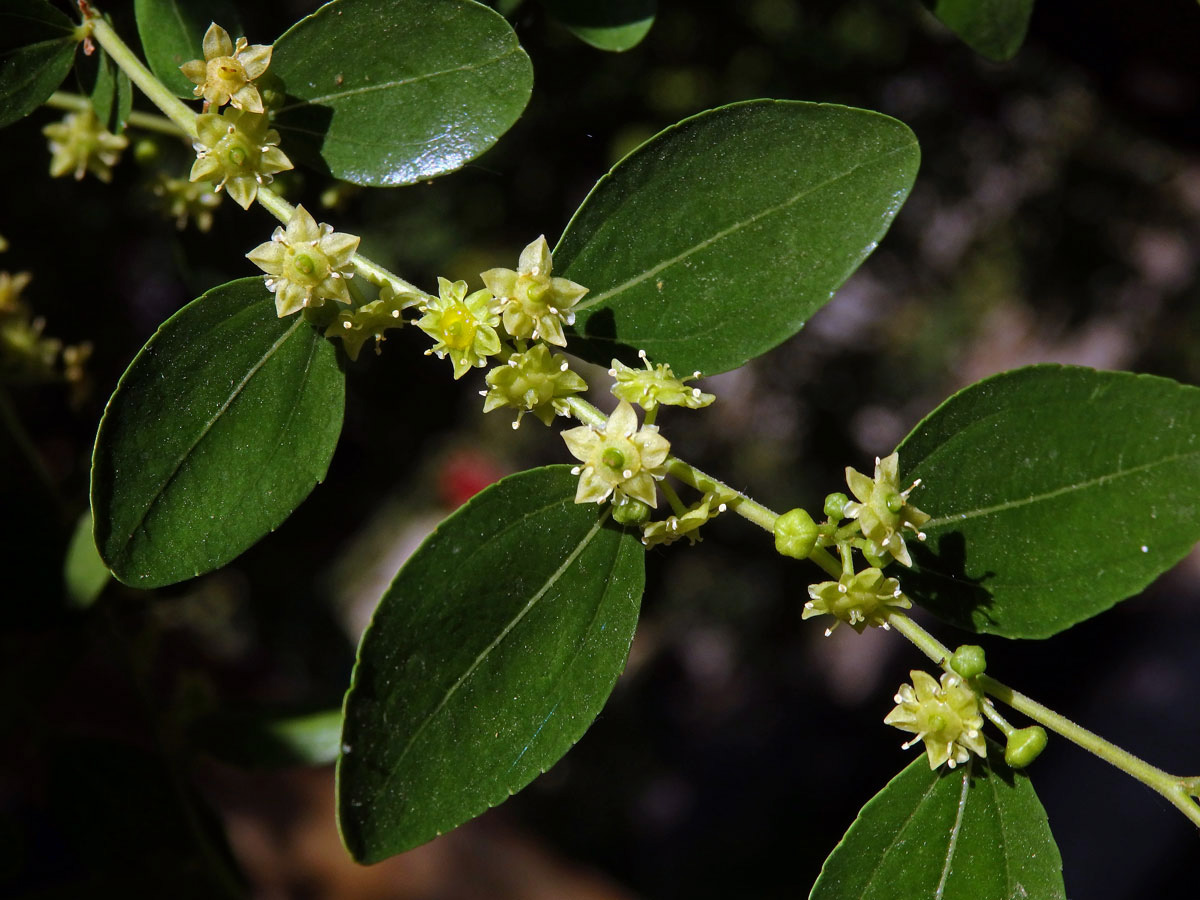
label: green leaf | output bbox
[810,750,1064,900]
[193,708,343,768]
[64,510,111,608]
[134,0,243,99]
[541,0,655,52]
[924,0,1035,62]
[271,0,533,187]
[0,0,78,129]
[91,278,344,589]
[898,365,1200,638]
[337,465,645,862]
[556,100,919,376]
[77,45,132,133]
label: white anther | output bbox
[560,362,569,371]
[622,469,633,479]
[342,321,352,330]
[570,466,581,475]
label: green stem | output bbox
[978,673,1200,828]
[46,91,188,137]
[88,16,197,139]
[885,608,1200,828]
[253,188,432,302]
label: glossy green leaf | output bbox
[91,278,344,589]
[556,100,919,375]
[542,0,655,52]
[271,0,533,186]
[64,510,110,608]
[897,365,1200,638]
[134,0,244,99]
[0,0,78,129]
[193,708,342,768]
[810,750,1064,899]
[924,0,1035,62]
[337,465,645,862]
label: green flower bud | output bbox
[950,644,987,679]
[774,508,818,559]
[824,492,849,519]
[612,495,651,526]
[1004,726,1048,769]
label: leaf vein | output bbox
[934,764,971,900]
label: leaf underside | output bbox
[0,0,78,129]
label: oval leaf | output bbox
[555,100,920,375]
[924,0,1034,62]
[134,0,244,99]
[65,510,111,608]
[271,0,533,186]
[810,751,1064,900]
[91,278,344,588]
[337,465,645,862]
[897,365,1200,638]
[541,0,656,52]
[0,0,78,128]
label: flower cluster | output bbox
[42,109,128,183]
[246,205,360,317]
[180,23,273,113]
[483,343,587,428]
[416,278,503,379]
[0,269,90,392]
[843,452,930,567]
[885,670,986,770]
[804,567,912,636]
[562,401,670,507]
[610,351,714,411]
[481,236,587,346]
[190,107,292,209]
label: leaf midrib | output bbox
[922,448,1200,530]
[934,765,971,899]
[572,140,914,313]
[376,511,609,798]
[113,316,303,557]
[274,43,522,113]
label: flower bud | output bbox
[774,508,818,559]
[950,644,987,679]
[1004,726,1048,769]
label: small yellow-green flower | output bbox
[804,567,912,635]
[153,174,222,232]
[481,236,587,347]
[562,401,670,507]
[611,350,714,411]
[417,278,502,379]
[482,343,587,428]
[641,488,734,548]
[42,109,128,183]
[324,285,420,361]
[0,271,32,315]
[885,670,987,770]
[180,23,273,112]
[843,452,930,567]
[246,205,360,317]
[190,108,292,209]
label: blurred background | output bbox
[2,0,1200,896]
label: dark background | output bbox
[2,0,1199,896]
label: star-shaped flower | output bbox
[482,343,587,428]
[885,670,987,770]
[180,23,273,112]
[804,567,912,635]
[190,108,292,209]
[843,452,930,567]
[641,488,734,548]
[325,285,420,360]
[562,401,670,507]
[246,205,360,317]
[416,278,502,379]
[481,236,587,346]
[42,109,128,183]
[610,350,714,412]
